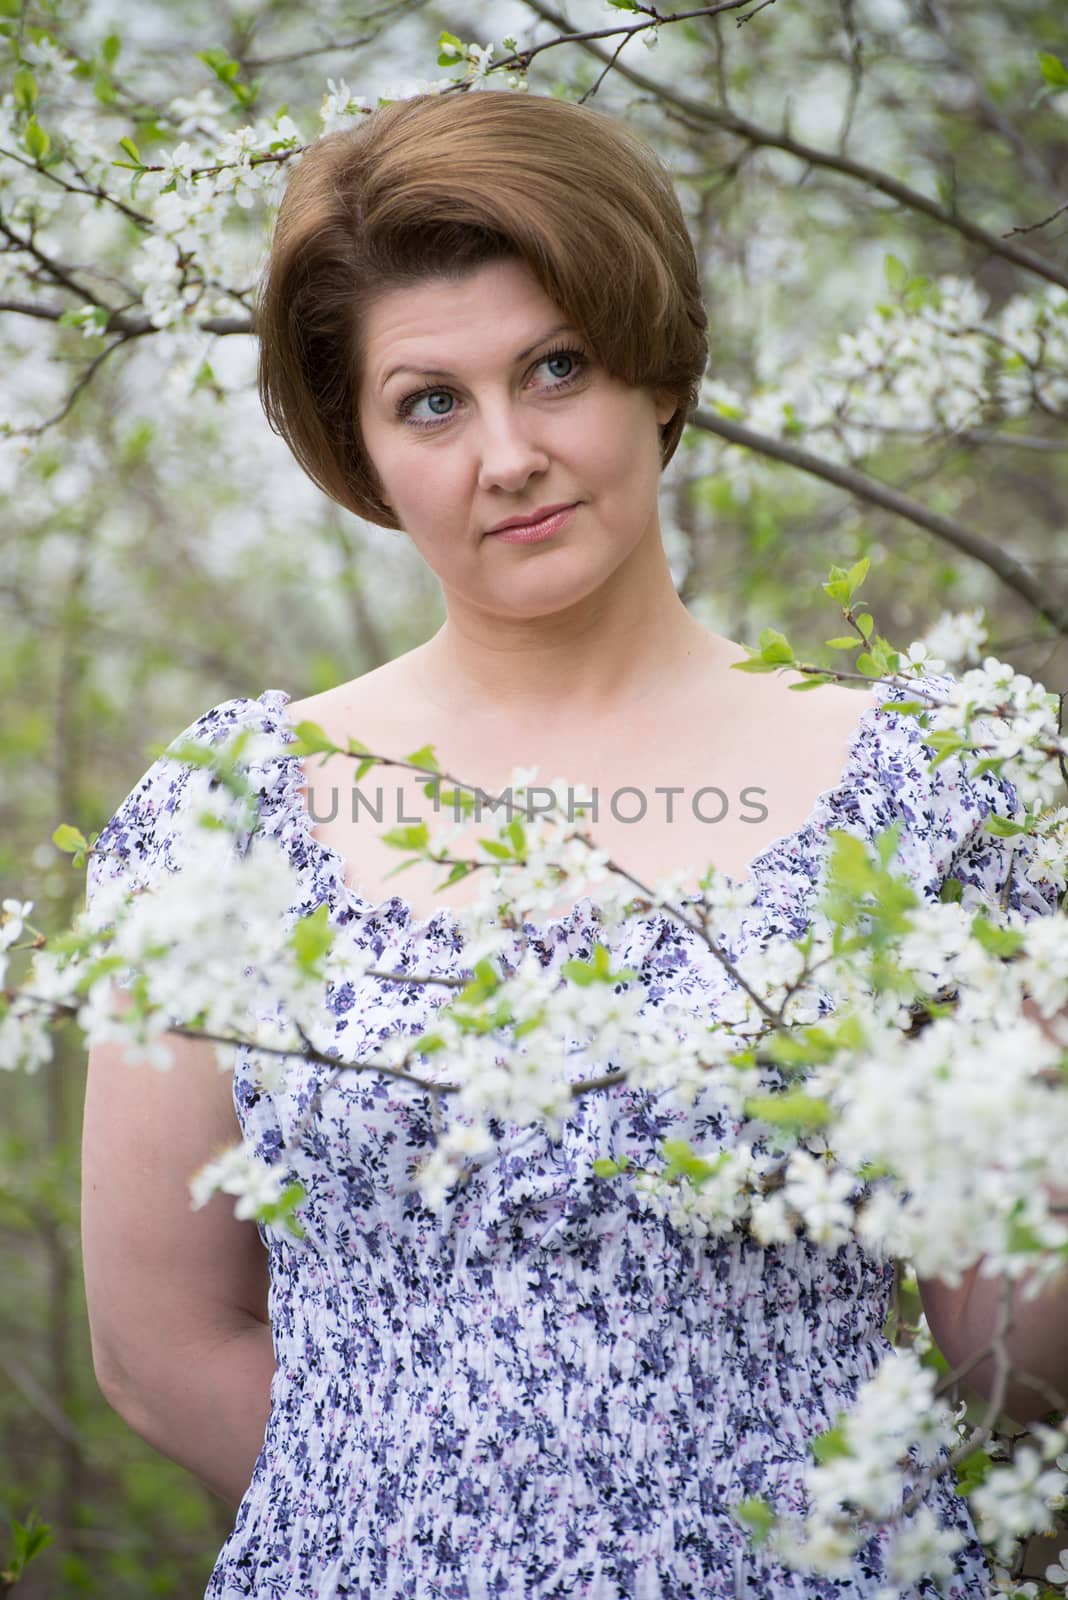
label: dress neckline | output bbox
[258,682,891,944]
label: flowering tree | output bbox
[3,0,1068,1592]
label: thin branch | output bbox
[689,405,1068,635]
[14,337,131,438]
[909,0,1049,190]
[492,0,771,85]
[0,142,155,232]
[241,30,376,71]
[1005,200,1068,240]
[735,0,779,23]
[240,0,431,69]
[836,0,865,155]
[521,0,1068,292]
[577,29,634,105]
[0,215,113,312]
[0,1351,84,1449]
[0,298,68,323]
[820,420,1068,453]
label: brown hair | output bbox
[256,90,709,530]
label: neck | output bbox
[411,541,722,726]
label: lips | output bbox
[486,504,578,544]
[487,501,577,535]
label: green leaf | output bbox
[53,823,87,854]
[437,30,464,65]
[289,902,333,973]
[856,611,874,638]
[197,46,240,82]
[854,652,879,676]
[561,947,637,989]
[788,673,836,689]
[506,818,526,856]
[118,135,140,163]
[23,114,49,160]
[884,253,908,293]
[380,822,429,853]
[825,636,861,649]
[734,1495,776,1546]
[592,1156,629,1177]
[846,556,870,594]
[938,875,963,903]
[970,914,1024,957]
[404,743,439,773]
[1039,51,1068,88]
[93,68,117,105]
[757,627,794,665]
[904,275,934,313]
[256,1180,306,1240]
[955,1447,993,1494]
[3,1510,53,1575]
[101,31,121,64]
[13,66,37,110]
[660,1138,726,1187]
[437,861,472,887]
[478,838,514,861]
[289,719,340,757]
[810,1422,850,1464]
[744,1090,831,1131]
[434,784,474,817]
[983,814,1026,837]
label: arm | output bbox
[82,982,276,1512]
[918,995,1068,1426]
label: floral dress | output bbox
[84,672,1063,1600]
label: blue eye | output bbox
[395,345,588,431]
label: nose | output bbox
[475,400,551,496]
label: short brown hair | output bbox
[256,90,709,530]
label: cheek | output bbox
[578,423,655,491]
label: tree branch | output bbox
[520,0,1068,292]
[689,405,1068,634]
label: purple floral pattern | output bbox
[85,672,1062,1599]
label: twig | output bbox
[520,0,1068,292]
[1005,201,1068,240]
[689,405,1068,635]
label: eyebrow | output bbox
[380,322,579,390]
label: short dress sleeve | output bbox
[84,695,275,929]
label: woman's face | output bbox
[356,256,677,622]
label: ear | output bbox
[654,389,678,428]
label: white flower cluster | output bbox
[971,1434,1068,1564]
[771,1351,962,1582]
[920,658,1068,812]
[319,77,367,135]
[700,276,1068,484]
[634,1147,770,1238]
[189,1140,291,1221]
[128,104,301,333]
[904,607,988,675]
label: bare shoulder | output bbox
[718,636,875,732]
[285,654,414,730]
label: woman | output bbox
[81,90,1064,1598]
